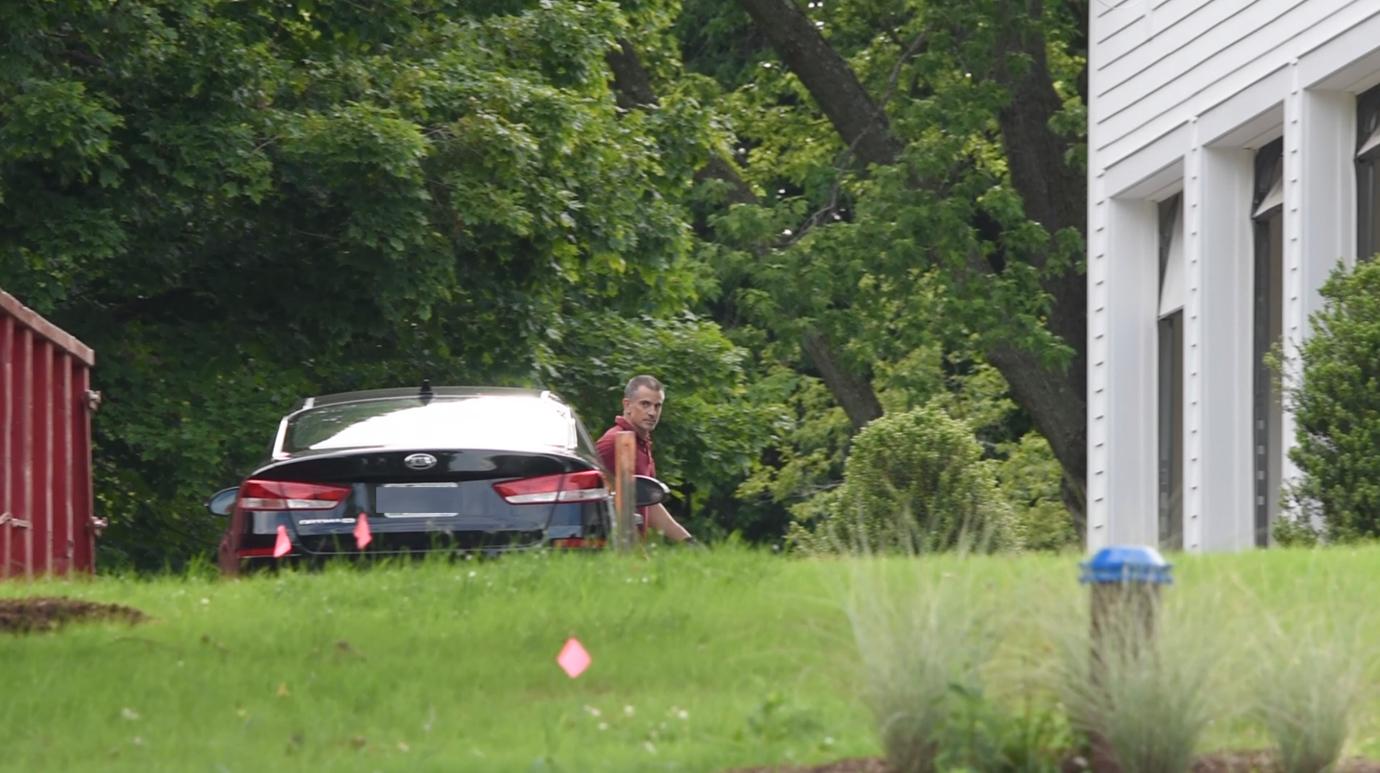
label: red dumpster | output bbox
[0,289,98,577]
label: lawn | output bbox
[0,545,1376,772]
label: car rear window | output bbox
[283,396,576,454]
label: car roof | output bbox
[298,386,568,411]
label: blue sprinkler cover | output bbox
[1079,545,1173,585]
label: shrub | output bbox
[787,405,1016,552]
[997,433,1079,552]
[1285,258,1380,541]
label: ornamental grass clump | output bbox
[1245,600,1371,772]
[844,558,1019,772]
[1052,584,1226,773]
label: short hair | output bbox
[624,374,664,399]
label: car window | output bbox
[283,396,576,454]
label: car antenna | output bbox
[419,378,433,404]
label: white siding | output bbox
[1092,0,1380,170]
[1087,0,1380,551]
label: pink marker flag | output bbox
[557,637,591,679]
[354,513,373,550]
[272,525,292,558]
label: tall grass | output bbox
[1235,556,1375,772]
[1044,573,1233,773]
[844,558,996,772]
[1251,618,1368,772]
[843,554,1072,772]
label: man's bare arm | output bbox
[645,503,692,541]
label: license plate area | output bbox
[375,482,462,516]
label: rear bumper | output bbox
[221,530,605,575]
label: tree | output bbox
[1,0,1087,564]
[0,0,725,566]
[741,0,1085,506]
[665,0,1088,519]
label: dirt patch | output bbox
[0,596,148,634]
[726,751,1380,773]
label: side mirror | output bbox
[206,487,239,516]
[633,475,669,508]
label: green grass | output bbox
[1,545,1378,772]
[0,547,874,772]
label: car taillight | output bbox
[236,479,351,510]
[493,470,609,505]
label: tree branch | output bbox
[737,0,903,168]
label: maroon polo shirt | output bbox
[595,416,656,479]
[596,416,656,531]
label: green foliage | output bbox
[0,0,1084,566]
[1285,258,1380,542]
[0,0,715,568]
[668,0,1086,549]
[998,433,1078,552]
[788,405,1016,552]
[687,0,1087,375]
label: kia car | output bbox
[208,385,663,574]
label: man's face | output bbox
[622,386,664,437]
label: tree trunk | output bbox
[802,328,884,430]
[607,39,659,109]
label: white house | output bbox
[1087,0,1380,551]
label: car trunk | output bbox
[243,447,602,555]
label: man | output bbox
[595,375,695,544]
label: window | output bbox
[1157,194,1184,550]
[1358,84,1380,262]
[1251,139,1284,546]
[284,396,576,453]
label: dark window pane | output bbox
[1358,84,1380,261]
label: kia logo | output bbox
[403,453,437,470]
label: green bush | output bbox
[787,404,1015,552]
[1284,258,1380,541]
[997,433,1079,552]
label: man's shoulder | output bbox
[595,422,620,444]
[597,417,634,443]
[595,422,622,457]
